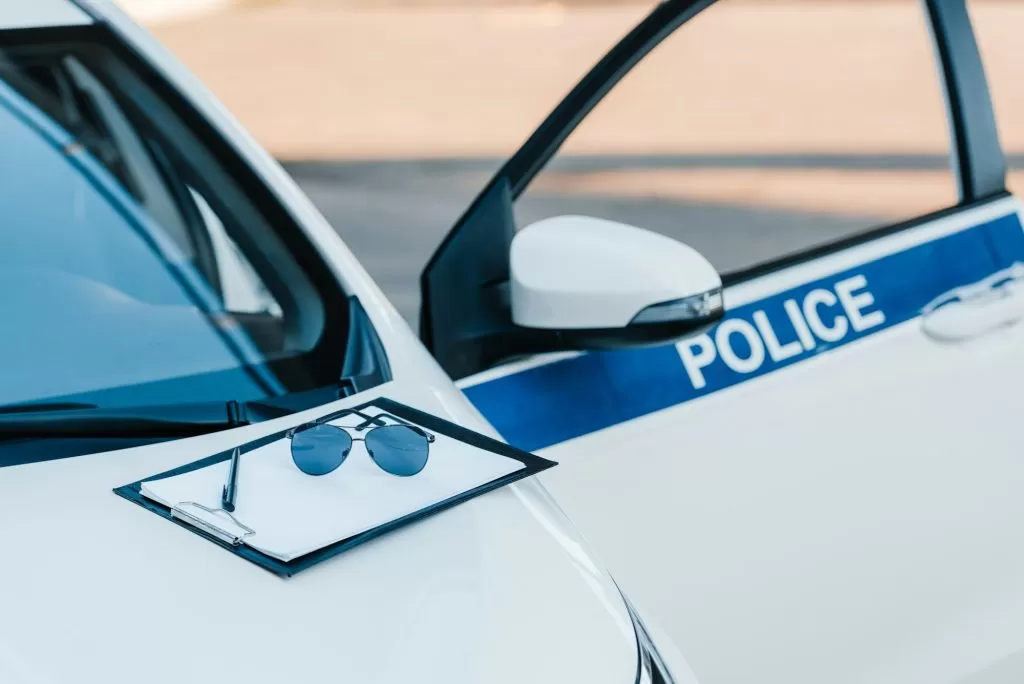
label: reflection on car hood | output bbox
[0,382,637,684]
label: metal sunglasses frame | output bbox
[285,408,436,474]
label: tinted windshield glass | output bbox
[0,38,346,410]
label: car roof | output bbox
[0,0,91,30]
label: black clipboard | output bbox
[114,398,557,577]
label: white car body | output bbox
[435,2,1024,684]
[464,196,1024,684]
[0,2,692,684]
[5,1,1024,684]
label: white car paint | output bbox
[8,1,1021,684]
[0,381,639,684]
[511,215,721,329]
[0,2,679,684]
[462,195,1024,684]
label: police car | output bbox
[1,1,1022,684]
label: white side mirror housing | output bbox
[510,215,724,347]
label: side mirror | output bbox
[510,215,724,348]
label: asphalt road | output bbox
[285,153,964,327]
[155,1,1024,331]
[149,0,1024,330]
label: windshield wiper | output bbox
[0,400,250,438]
[0,376,364,440]
[0,401,100,414]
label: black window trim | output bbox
[926,0,1005,204]
[420,0,1009,379]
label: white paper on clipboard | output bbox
[140,407,524,562]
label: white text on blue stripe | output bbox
[679,275,885,390]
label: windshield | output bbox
[0,36,348,411]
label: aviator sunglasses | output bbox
[285,409,436,477]
[219,409,436,512]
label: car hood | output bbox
[0,382,637,684]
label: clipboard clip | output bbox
[171,501,255,546]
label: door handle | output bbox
[921,262,1024,342]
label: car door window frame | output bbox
[420,0,1007,380]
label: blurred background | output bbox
[123,0,1024,325]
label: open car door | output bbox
[419,1,1024,684]
[422,1,1024,682]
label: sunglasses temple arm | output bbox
[398,416,436,442]
[351,410,430,435]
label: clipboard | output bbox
[114,398,557,577]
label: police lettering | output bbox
[679,274,885,390]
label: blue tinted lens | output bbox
[290,424,352,476]
[365,425,429,476]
